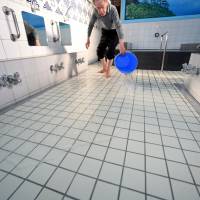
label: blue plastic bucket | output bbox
[114,51,138,74]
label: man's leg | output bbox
[97,30,107,73]
[105,30,119,78]
[105,59,113,78]
[98,57,107,73]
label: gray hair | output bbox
[92,0,111,4]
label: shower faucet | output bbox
[50,62,64,73]
[57,62,64,70]
[7,72,22,84]
[0,72,21,88]
[0,75,9,87]
[182,63,200,75]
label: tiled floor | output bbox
[0,65,200,200]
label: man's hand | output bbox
[85,38,90,49]
[119,39,126,54]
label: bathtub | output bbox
[129,49,192,71]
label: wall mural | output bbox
[125,0,200,20]
[26,0,94,24]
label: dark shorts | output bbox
[97,28,119,60]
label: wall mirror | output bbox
[22,11,48,46]
[59,22,72,45]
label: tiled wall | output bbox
[122,18,200,49]
[2,0,199,110]
[0,0,100,110]
[184,53,200,103]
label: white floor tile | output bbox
[127,140,144,155]
[92,181,119,200]
[55,137,74,151]
[29,145,51,160]
[125,152,145,171]
[120,188,145,200]
[0,153,24,172]
[0,171,7,181]
[164,147,186,163]
[70,140,90,155]
[87,144,107,160]
[146,143,164,159]
[99,162,122,185]
[10,181,41,200]
[79,157,102,178]
[146,133,162,145]
[99,125,115,136]
[110,137,127,151]
[122,167,145,193]
[105,148,125,166]
[12,158,39,178]
[113,127,129,139]
[184,151,200,167]
[41,135,61,147]
[179,138,200,152]
[36,188,63,200]
[28,163,55,185]
[147,173,172,200]
[93,134,111,147]
[47,168,74,193]
[171,179,199,200]
[15,142,37,156]
[146,156,168,176]
[190,166,200,185]
[167,161,193,183]
[0,67,199,199]
[129,130,145,142]
[60,153,84,172]
[43,149,66,166]
[78,130,96,143]
[67,174,95,200]
[0,175,23,200]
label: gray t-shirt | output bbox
[88,4,124,39]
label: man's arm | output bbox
[88,11,97,39]
[112,6,126,54]
[86,11,97,49]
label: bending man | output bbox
[86,0,126,78]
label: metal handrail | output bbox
[2,6,20,41]
[51,21,60,42]
[160,32,168,71]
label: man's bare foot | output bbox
[98,69,105,73]
[105,71,111,78]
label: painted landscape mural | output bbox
[125,0,200,20]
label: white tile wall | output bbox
[0,41,6,60]
[1,40,21,59]
[18,41,34,58]
[189,53,200,67]
[0,0,99,110]
[18,58,40,95]
[123,18,200,50]
[184,53,200,103]
[0,19,12,40]
[4,59,29,101]
[34,56,51,89]
[0,62,15,109]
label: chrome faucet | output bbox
[50,62,64,73]
[57,62,64,70]
[182,63,200,75]
[0,75,9,87]
[0,72,21,88]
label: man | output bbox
[86,0,126,78]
